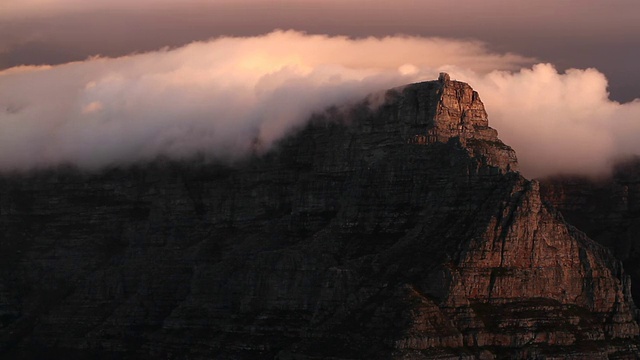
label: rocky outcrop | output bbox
[404,73,518,173]
[0,76,638,359]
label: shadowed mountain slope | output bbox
[0,74,638,359]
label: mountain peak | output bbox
[3,76,637,359]
[371,76,518,173]
[403,76,490,141]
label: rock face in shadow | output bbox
[0,75,638,359]
[541,158,640,311]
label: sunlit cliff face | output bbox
[1,30,640,178]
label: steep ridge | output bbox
[0,75,638,359]
[541,158,640,308]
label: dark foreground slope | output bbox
[1,75,639,359]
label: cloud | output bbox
[446,64,640,178]
[0,30,529,171]
[1,30,639,178]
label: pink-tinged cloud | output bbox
[450,64,640,178]
[2,0,638,104]
[1,31,639,178]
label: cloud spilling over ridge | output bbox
[453,64,640,178]
[0,30,639,178]
[0,30,527,171]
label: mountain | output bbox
[1,74,638,359]
[541,158,640,310]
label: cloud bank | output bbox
[1,30,639,178]
[457,65,640,178]
[0,31,527,170]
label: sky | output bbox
[1,0,639,178]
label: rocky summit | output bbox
[0,75,639,359]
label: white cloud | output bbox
[0,30,529,171]
[1,30,639,178]
[446,64,640,178]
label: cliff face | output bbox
[0,75,638,359]
[541,158,640,309]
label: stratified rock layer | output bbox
[0,76,638,359]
